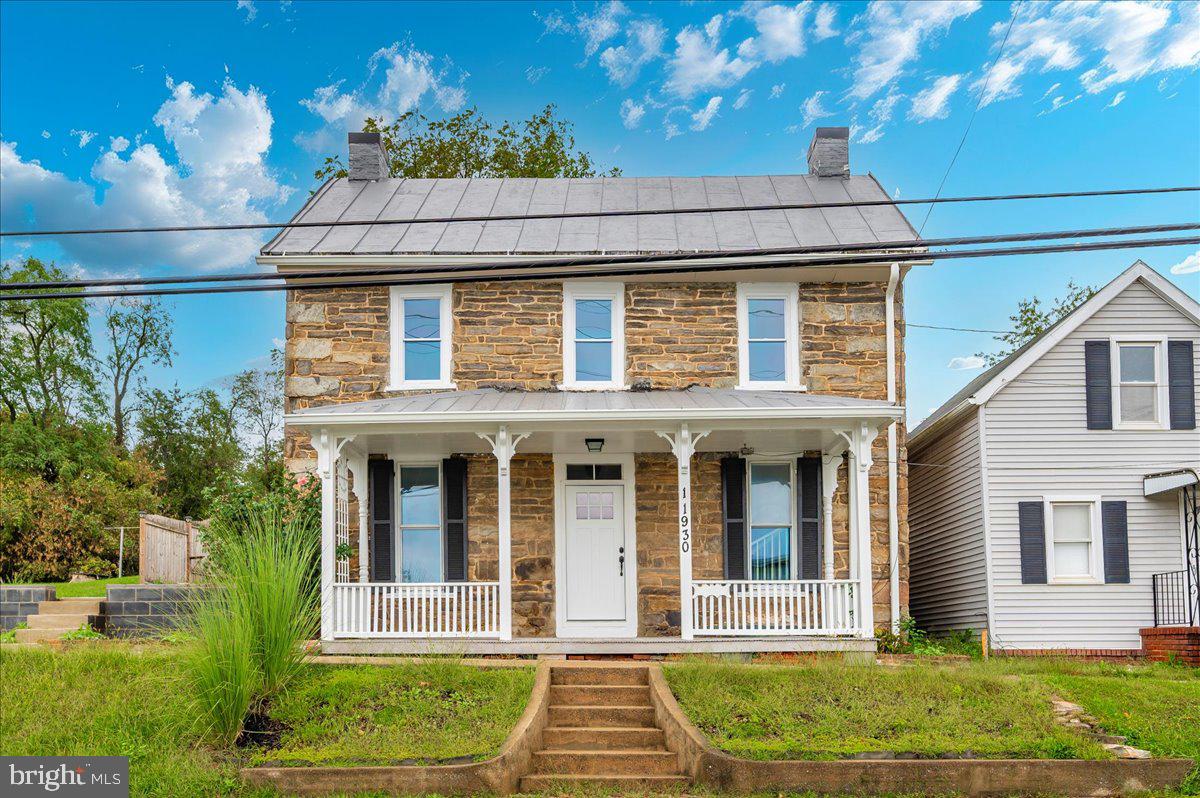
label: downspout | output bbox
[886,264,901,633]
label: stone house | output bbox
[266,128,922,654]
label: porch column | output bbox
[479,426,529,642]
[657,424,710,641]
[315,429,337,642]
[849,423,879,638]
[821,443,847,579]
[347,454,370,583]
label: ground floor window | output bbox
[398,465,441,582]
[1046,499,1101,583]
[748,461,793,580]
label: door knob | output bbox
[618,547,625,576]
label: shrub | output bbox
[73,554,116,578]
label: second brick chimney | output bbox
[347,131,388,181]
[807,127,849,178]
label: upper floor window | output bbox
[737,283,801,390]
[390,285,454,390]
[562,282,625,390]
[1115,341,1162,427]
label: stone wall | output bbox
[0,585,54,631]
[625,284,739,388]
[100,584,200,638]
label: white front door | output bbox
[564,485,628,627]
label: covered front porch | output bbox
[292,388,900,653]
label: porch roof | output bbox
[286,387,901,429]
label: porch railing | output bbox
[691,579,857,636]
[332,582,502,638]
[1152,571,1198,627]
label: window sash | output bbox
[1045,499,1100,582]
[1115,342,1160,423]
[396,465,443,583]
[737,284,799,389]
[391,287,452,387]
[745,461,795,580]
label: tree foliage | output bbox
[315,105,621,181]
[98,298,174,449]
[977,281,1097,366]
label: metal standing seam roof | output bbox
[261,174,918,257]
[287,387,901,422]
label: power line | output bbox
[909,323,1009,334]
[3,234,1196,302]
[1,184,1198,239]
[4,221,1196,293]
[919,0,1024,235]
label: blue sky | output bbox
[1,0,1197,423]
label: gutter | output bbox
[886,263,901,634]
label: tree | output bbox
[230,348,284,477]
[0,258,101,426]
[315,104,621,181]
[977,280,1097,366]
[98,298,174,450]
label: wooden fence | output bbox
[139,514,208,584]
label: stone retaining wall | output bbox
[100,584,200,637]
[0,585,55,631]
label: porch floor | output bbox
[321,636,876,656]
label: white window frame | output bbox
[736,282,802,391]
[1043,495,1104,585]
[745,458,798,581]
[561,282,625,390]
[1110,336,1168,430]
[389,284,455,390]
[394,462,444,584]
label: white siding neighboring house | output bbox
[909,261,1200,653]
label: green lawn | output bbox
[5,575,142,598]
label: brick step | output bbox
[542,726,665,751]
[519,774,690,791]
[25,614,94,631]
[550,665,649,686]
[548,705,656,728]
[531,749,680,776]
[14,628,70,644]
[550,684,651,706]
[38,599,102,615]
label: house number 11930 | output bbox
[679,484,691,553]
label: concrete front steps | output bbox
[520,664,690,791]
[14,598,101,644]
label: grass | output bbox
[5,575,142,598]
[665,657,1109,761]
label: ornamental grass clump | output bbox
[184,508,319,746]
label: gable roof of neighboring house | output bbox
[260,174,918,257]
[909,260,1200,447]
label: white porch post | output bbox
[657,424,710,641]
[849,423,879,638]
[821,444,846,579]
[315,429,337,642]
[479,425,529,642]
[347,455,370,583]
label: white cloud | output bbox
[1170,251,1200,275]
[1105,90,1126,108]
[770,82,785,98]
[1038,81,1062,101]
[235,0,257,22]
[599,18,666,85]
[665,15,755,98]
[272,336,286,349]
[800,89,831,127]
[69,129,96,148]
[848,0,980,100]
[948,355,987,370]
[620,98,646,129]
[578,1,629,58]
[297,42,467,151]
[40,130,50,139]
[738,2,810,63]
[869,88,902,124]
[853,121,885,144]
[908,73,962,121]
[109,135,131,153]
[1,76,287,272]
[690,96,723,131]
[1037,92,1082,116]
[733,88,753,110]
[813,3,838,40]
[525,65,549,84]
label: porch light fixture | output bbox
[585,438,605,453]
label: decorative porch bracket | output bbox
[656,424,711,641]
[821,441,849,580]
[478,426,530,641]
[316,429,356,642]
[835,423,879,639]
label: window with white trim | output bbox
[1045,499,1102,583]
[397,465,442,582]
[562,282,624,389]
[390,285,453,389]
[747,461,795,580]
[1115,341,1161,426]
[737,283,801,390]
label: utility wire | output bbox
[3,234,1196,302]
[3,221,1196,293]
[919,0,1023,235]
[1,184,1198,239]
[908,323,1009,334]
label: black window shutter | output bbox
[797,457,821,579]
[1167,339,1196,430]
[1018,501,1047,584]
[368,459,395,582]
[721,457,747,580]
[1084,340,1113,430]
[1101,500,1130,584]
[443,457,469,581]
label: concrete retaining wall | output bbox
[0,585,56,631]
[100,584,199,637]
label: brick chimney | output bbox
[807,127,849,178]
[347,131,388,181]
